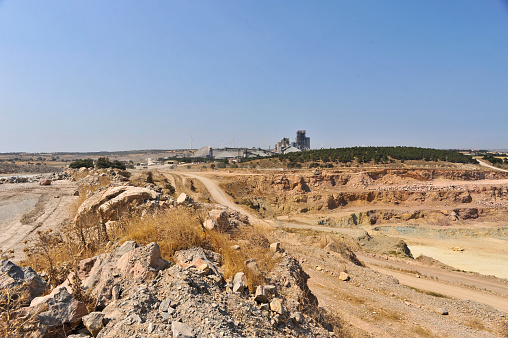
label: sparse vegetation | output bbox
[0,285,42,337]
[407,286,450,299]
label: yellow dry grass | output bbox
[0,285,43,337]
[117,207,277,289]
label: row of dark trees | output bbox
[482,154,508,165]
[69,157,126,170]
[276,147,478,164]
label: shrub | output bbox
[69,158,94,169]
[96,157,126,170]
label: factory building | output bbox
[193,146,274,160]
[274,130,311,154]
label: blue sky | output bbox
[1,1,507,152]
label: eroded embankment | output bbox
[220,172,508,225]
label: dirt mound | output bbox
[345,172,373,189]
[359,233,413,258]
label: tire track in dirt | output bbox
[0,181,77,261]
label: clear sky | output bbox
[1,1,507,152]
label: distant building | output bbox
[274,137,290,153]
[193,146,275,160]
[281,146,301,154]
[295,130,310,151]
[274,130,310,153]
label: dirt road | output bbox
[477,159,508,173]
[368,265,508,313]
[176,172,267,224]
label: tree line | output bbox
[276,146,478,164]
[69,157,126,170]
[482,154,508,165]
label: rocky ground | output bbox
[0,163,62,175]
[1,240,338,337]
[2,165,508,337]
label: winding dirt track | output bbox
[477,159,508,173]
[176,171,508,314]
[178,172,266,224]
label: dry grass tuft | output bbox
[118,208,277,288]
[23,229,71,289]
[118,207,209,258]
[464,318,486,331]
[0,285,42,337]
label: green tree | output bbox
[69,158,94,169]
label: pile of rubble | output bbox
[374,183,468,192]
[0,171,72,185]
[1,241,335,337]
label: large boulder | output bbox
[176,193,193,205]
[28,286,88,337]
[232,272,247,293]
[75,186,159,224]
[172,321,195,338]
[82,311,105,336]
[202,209,229,232]
[0,260,46,301]
[115,242,170,279]
[39,179,52,186]
[78,242,169,310]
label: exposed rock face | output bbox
[0,260,46,301]
[456,208,479,219]
[77,241,170,310]
[75,186,159,224]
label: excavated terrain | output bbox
[3,165,508,337]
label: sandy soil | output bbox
[409,242,508,279]
[0,180,79,261]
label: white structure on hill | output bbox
[193,146,275,160]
